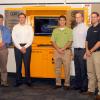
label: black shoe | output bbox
[79,89,87,93]
[72,87,81,90]
[64,86,70,90]
[82,91,94,96]
[54,85,61,89]
[26,82,32,87]
[14,83,22,87]
[1,83,9,87]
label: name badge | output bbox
[94,30,98,32]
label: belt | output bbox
[20,43,26,46]
[66,48,71,50]
[74,48,85,50]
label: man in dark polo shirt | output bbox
[84,12,100,100]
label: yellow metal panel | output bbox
[5,8,25,10]
[23,6,70,11]
[7,6,88,78]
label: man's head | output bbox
[91,12,99,25]
[75,12,84,24]
[18,13,26,25]
[58,16,67,27]
[0,14,3,26]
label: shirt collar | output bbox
[18,23,26,26]
[77,22,84,26]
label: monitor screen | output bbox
[34,17,58,36]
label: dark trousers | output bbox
[74,48,88,91]
[14,46,32,84]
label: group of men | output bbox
[0,11,100,100]
[51,12,100,100]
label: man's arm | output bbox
[24,26,34,49]
[52,41,59,51]
[52,41,65,54]
[85,41,89,52]
[12,26,22,50]
[90,29,100,53]
[85,41,91,57]
[62,41,73,51]
[62,28,73,50]
[90,41,100,53]
[4,27,11,45]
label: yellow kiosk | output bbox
[5,6,88,78]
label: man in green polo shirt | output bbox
[51,15,73,90]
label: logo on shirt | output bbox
[93,30,98,32]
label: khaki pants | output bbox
[0,48,8,85]
[54,49,72,86]
[87,51,100,94]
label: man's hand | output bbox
[20,47,26,54]
[60,48,65,51]
[0,42,5,48]
[84,49,92,60]
[83,53,87,60]
[57,48,65,54]
[86,50,91,57]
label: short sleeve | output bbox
[68,28,73,41]
[51,29,56,42]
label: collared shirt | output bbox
[51,27,72,48]
[86,23,100,51]
[12,23,34,49]
[0,25,11,47]
[73,23,88,48]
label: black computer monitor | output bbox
[34,16,58,36]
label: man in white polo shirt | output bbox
[12,13,34,87]
[73,12,88,93]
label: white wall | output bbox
[0,0,65,4]
[7,49,16,73]
[92,4,100,13]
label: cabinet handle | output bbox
[52,58,54,64]
[32,51,42,53]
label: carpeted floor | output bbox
[0,76,95,100]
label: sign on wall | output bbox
[5,10,25,30]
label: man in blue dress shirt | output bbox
[0,14,11,87]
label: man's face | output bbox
[0,18,3,25]
[19,15,26,24]
[59,18,66,26]
[75,13,83,24]
[91,14,99,25]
